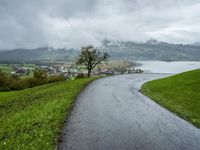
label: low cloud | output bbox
[0,0,200,49]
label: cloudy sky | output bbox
[0,0,200,49]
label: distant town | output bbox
[0,61,143,79]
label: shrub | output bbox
[75,73,85,79]
[0,70,10,91]
[8,79,28,91]
[33,69,47,80]
[0,69,66,91]
[48,75,65,83]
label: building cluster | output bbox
[10,65,32,76]
[38,62,143,77]
[7,61,143,78]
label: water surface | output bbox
[136,61,200,74]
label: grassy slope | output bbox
[0,78,96,149]
[142,69,200,128]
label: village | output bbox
[1,61,143,79]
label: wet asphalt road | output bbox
[58,74,200,150]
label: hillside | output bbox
[102,40,200,60]
[0,78,96,149]
[0,47,78,63]
[142,69,200,127]
[1,40,200,62]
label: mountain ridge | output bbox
[0,40,200,63]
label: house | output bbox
[16,68,26,75]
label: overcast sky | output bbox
[0,0,200,49]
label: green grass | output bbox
[0,77,97,149]
[142,69,200,128]
[0,64,13,74]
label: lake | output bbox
[136,61,200,74]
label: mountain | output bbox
[0,47,79,63]
[193,42,200,46]
[0,40,200,63]
[101,40,200,61]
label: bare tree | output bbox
[76,45,110,77]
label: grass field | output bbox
[0,64,13,74]
[142,69,200,128]
[0,77,96,149]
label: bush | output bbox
[8,79,29,91]
[75,73,85,79]
[33,69,47,80]
[0,69,66,91]
[0,70,10,91]
[48,75,65,83]
[27,78,40,88]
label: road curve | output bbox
[58,74,200,150]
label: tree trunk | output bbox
[87,69,91,77]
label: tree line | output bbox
[0,69,65,91]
